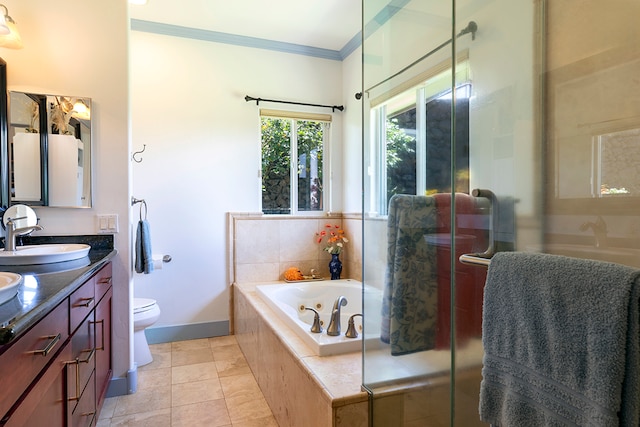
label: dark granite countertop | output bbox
[0,235,117,347]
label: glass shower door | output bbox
[361,0,544,425]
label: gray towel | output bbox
[135,219,154,274]
[480,252,640,426]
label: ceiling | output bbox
[129,0,362,53]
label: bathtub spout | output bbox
[327,296,348,336]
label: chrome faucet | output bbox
[345,314,362,338]
[327,296,348,336]
[5,217,43,252]
[304,307,323,333]
[579,215,607,248]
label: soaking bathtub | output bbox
[256,279,382,356]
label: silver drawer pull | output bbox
[74,297,95,308]
[92,319,105,351]
[78,347,96,364]
[66,348,96,401]
[97,277,112,286]
[30,333,61,357]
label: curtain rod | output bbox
[358,21,478,98]
[244,95,344,112]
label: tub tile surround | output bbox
[233,281,369,426]
[229,213,362,284]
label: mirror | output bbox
[546,51,640,214]
[2,204,37,234]
[8,90,92,208]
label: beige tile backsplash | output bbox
[230,214,362,284]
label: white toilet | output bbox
[133,298,161,367]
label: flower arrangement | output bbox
[315,224,348,255]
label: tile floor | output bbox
[97,336,279,427]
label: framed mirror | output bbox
[0,58,7,209]
[8,91,92,208]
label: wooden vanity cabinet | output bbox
[0,261,113,427]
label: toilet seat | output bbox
[134,297,157,314]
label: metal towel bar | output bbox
[459,253,492,267]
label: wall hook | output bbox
[132,144,146,163]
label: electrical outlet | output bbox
[97,214,119,234]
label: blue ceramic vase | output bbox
[329,253,342,280]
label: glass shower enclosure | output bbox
[361,0,639,425]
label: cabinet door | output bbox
[1,339,72,427]
[94,286,112,412]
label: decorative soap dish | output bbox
[285,276,325,283]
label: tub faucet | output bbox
[327,296,348,336]
[304,307,323,333]
[345,314,362,338]
[579,215,607,248]
[4,217,43,252]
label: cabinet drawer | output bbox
[94,262,112,304]
[68,312,95,415]
[0,301,69,419]
[70,370,96,427]
[70,276,96,334]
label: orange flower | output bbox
[315,224,348,255]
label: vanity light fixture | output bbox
[72,99,90,120]
[0,4,22,49]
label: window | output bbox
[369,60,471,215]
[593,127,640,197]
[260,110,330,214]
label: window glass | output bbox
[371,65,471,215]
[296,120,324,211]
[261,116,327,214]
[261,117,291,214]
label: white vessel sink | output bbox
[0,244,91,265]
[0,272,22,305]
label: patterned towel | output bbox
[381,194,439,355]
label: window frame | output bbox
[368,59,471,216]
[259,109,331,216]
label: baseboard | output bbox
[106,366,138,397]
[145,320,230,344]
[105,321,229,397]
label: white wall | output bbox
[341,46,363,214]
[0,1,131,382]
[130,31,345,330]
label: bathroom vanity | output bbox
[0,241,115,427]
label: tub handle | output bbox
[304,307,323,333]
[345,314,362,338]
